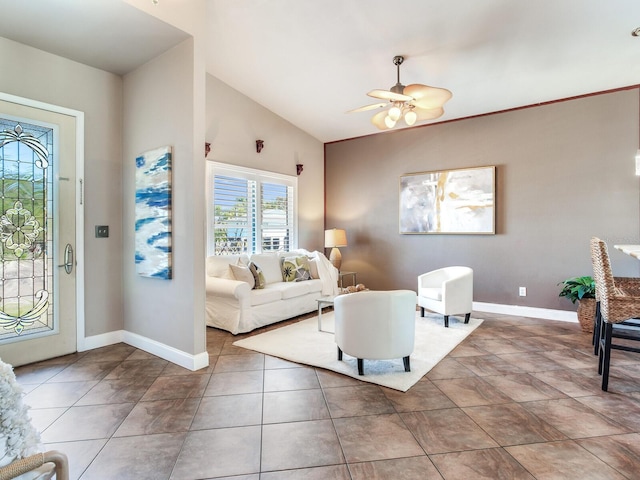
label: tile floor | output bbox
[13,311,640,479]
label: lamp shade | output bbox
[325,228,347,248]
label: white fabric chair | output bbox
[334,290,417,375]
[418,267,473,327]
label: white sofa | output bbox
[206,250,339,334]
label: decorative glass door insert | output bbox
[0,119,54,342]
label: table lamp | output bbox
[325,228,347,271]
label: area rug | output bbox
[233,312,483,392]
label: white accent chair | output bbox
[334,290,417,375]
[418,267,473,327]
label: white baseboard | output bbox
[79,330,125,351]
[79,330,209,371]
[473,301,578,323]
[78,302,577,367]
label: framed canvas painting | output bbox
[399,165,495,234]
[135,146,172,278]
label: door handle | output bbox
[57,243,73,274]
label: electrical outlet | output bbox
[95,225,109,238]
[519,286,527,297]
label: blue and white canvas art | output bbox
[135,146,172,279]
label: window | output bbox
[207,162,297,255]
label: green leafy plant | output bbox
[558,276,596,304]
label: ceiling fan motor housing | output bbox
[390,83,405,94]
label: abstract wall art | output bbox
[400,165,495,234]
[135,146,172,278]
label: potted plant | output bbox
[558,276,596,333]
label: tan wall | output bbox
[123,38,206,355]
[325,89,640,311]
[205,74,325,251]
[0,36,124,336]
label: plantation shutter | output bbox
[212,174,256,254]
[208,163,297,255]
[260,182,294,252]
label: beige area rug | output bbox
[233,312,483,392]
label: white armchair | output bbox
[334,290,417,375]
[418,266,473,327]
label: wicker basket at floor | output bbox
[577,298,595,333]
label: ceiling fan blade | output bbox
[346,102,387,113]
[371,110,391,130]
[404,84,452,109]
[413,106,445,121]
[367,89,412,102]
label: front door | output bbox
[0,96,82,367]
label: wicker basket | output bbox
[576,298,596,333]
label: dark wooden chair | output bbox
[590,237,640,355]
[591,237,640,391]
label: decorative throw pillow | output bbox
[248,262,266,289]
[229,263,255,288]
[281,255,311,282]
[308,258,319,279]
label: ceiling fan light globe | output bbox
[404,110,417,126]
[388,106,402,121]
[384,115,397,129]
[371,110,390,130]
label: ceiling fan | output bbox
[348,55,452,130]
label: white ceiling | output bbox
[0,0,189,75]
[2,0,640,143]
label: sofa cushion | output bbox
[306,278,323,293]
[249,287,282,306]
[250,253,283,284]
[207,254,250,278]
[268,281,312,299]
[281,255,311,282]
[419,287,442,301]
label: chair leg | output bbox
[597,317,607,374]
[600,322,613,391]
[420,307,425,317]
[444,315,449,328]
[337,346,342,361]
[464,313,470,324]
[403,356,411,372]
[357,359,364,375]
[593,301,601,355]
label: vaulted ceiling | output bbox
[2,0,640,142]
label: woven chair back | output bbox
[591,237,616,321]
[591,237,640,323]
[590,237,602,302]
